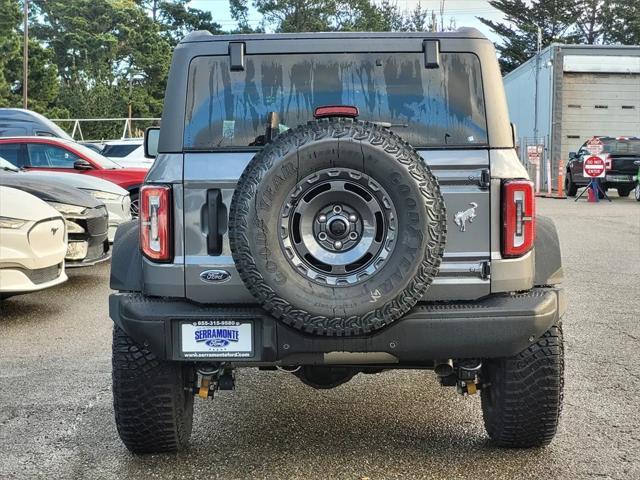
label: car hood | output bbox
[21,170,128,195]
[0,186,63,221]
[0,172,102,208]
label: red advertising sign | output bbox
[583,155,606,178]
[586,137,604,155]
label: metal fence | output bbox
[51,117,161,142]
[519,136,556,193]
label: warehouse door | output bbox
[561,72,640,161]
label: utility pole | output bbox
[127,73,133,138]
[23,0,29,109]
[533,24,542,142]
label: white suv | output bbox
[101,139,152,169]
[0,186,68,298]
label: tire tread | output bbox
[481,324,564,448]
[112,326,193,453]
[229,118,447,336]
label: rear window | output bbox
[0,144,22,166]
[184,52,487,150]
[602,138,640,155]
[102,144,141,157]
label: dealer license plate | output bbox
[605,175,633,183]
[180,320,253,358]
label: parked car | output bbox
[0,186,67,298]
[635,160,640,202]
[0,108,73,139]
[109,30,566,453]
[0,173,110,267]
[565,136,640,197]
[79,142,105,154]
[0,157,131,242]
[0,137,147,215]
[101,139,152,169]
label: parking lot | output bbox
[0,196,638,480]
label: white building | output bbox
[503,44,640,186]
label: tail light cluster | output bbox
[140,185,172,261]
[502,179,535,258]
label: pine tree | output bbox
[479,0,582,73]
[605,1,640,44]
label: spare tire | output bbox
[229,118,446,336]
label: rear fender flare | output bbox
[110,220,143,292]
[534,216,563,286]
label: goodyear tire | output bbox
[112,326,195,453]
[481,323,564,448]
[229,118,446,336]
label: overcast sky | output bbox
[190,0,507,41]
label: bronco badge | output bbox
[200,269,231,284]
[453,202,478,232]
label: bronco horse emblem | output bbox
[453,202,478,232]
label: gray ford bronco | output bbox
[109,29,565,453]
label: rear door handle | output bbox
[206,189,223,255]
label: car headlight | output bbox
[48,202,87,216]
[122,195,131,213]
[0,216,27,229]
[65,219,85,234]
[82,189,121,201]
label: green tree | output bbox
[478,0,582,73]
[229,0,449,33]
[155,0,224,45]
[605,1,640,44]
[0,0,22,106]
[0,0,61,114]
[31,0,172,138]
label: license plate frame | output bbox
[179,320,254,359]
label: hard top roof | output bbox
[179,28,487,44]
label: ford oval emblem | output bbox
[200,269,231,284]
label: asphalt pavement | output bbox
[1,195,639,480]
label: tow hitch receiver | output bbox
[438,361,483,396]
[195,366,235,399]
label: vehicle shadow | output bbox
[0,293,64,320]
[0,262,110,323]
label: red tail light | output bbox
[140,185,172,261]
[502,179,535,258]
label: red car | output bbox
[0,137,147,214]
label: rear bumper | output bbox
[109,287,565,365]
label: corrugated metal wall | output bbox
[504,45,640,190]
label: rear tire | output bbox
[565,173,577,197]
[481,323,564,448]
[635,184,640,201]
[112,325,195,453]
[617,187,632,198]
